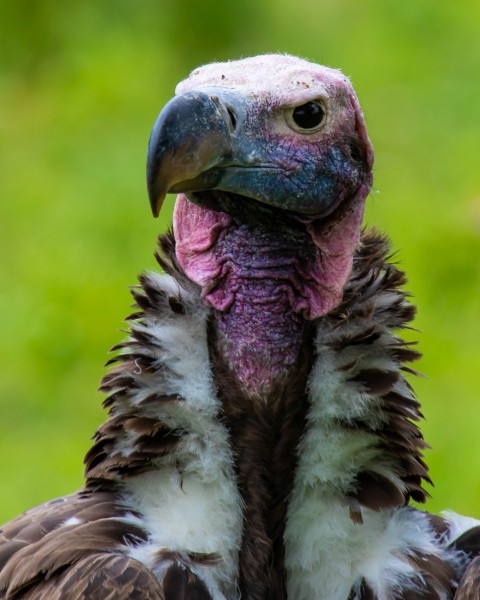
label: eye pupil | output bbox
[292,102,325,129]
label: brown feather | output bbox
[163,563,212,600]
[1,518,145,596]
[14,554,165,600]
[348,470,405,512]
[348,369,400,396]
[408,552,455,593]
[348,579,377,600]
[452,526,480,555]
[0,491,147,598]
[455,556,480,600]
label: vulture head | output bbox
[147,54,374,389]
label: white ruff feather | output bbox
[119,274,242,600]
[284,289,468,600]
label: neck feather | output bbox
[284,230,447,600]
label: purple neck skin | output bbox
[211,221,313,393]
[173,193,364,393]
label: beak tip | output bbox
[149,194,164,218]
[147,168,166,218]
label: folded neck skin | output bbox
[173,187,367,394]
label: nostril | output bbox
[210,95,238,132]
[226,106,237,131]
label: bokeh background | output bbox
[1,0,479,523]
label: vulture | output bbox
[1,54,479,600]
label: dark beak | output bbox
[146,91,235,217]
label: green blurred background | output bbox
[1,0,479,523]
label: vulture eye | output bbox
[287,101,326,132]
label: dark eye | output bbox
[292,101,325,130]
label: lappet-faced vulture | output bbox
[1,55,479,600]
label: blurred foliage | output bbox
[1,0,479,523]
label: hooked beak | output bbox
[146,91,236,217]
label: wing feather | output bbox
[454,556,480,600]
[16,553,165,600]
